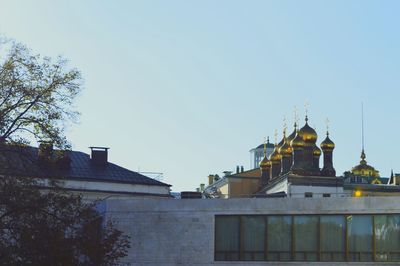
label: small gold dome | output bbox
[269,145,281,163]
[321,133,335,150]
[313,145,321,157]
[298,117,317,144]
[279,138,293,157]
[260,156,271,168]
[290,131,305,149]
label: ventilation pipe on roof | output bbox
[208,175,214,185]
[89,147,109,165]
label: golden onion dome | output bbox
[290,131,305,149]
[298,117,317,144]
[260,156,271,168]
[269,145,281,163]
[313,145,322,157]
[351,150,380,178]
[279,138,293,157]
[320,132,335,150]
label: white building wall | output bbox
[289,184,345,198]
[61,179,170,195]
[37,178,170,200]
[105,197,400,266]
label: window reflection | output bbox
[242,216,265,260]
[215,214,400,262]
[375,215,400,262]
[320,215,345,261]
[347,215,373,261]
[215,216,240,261]
[294,216,318,261]
[267,216,291,261]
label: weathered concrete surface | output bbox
[105,197,400,266]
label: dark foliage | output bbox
[0,176,130,265]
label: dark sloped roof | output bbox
[0,145,170,187]
[256,143,274,149]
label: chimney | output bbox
[208,175,214,185]
[89,147,109,165]
[38,141,53,161]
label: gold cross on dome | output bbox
[304,101,310,118]
[293,106,299,127]
[326,118,330,133]
[283,116,287,135]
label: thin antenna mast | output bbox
[361,102,365,151]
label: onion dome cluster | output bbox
[258,114,336,179]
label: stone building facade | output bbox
[105,197,400,265]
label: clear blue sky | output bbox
[1,1,399,191]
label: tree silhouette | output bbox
[0,39,130,265]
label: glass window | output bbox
[215,216,240,261]
[267,216,292,261]
[215,214,400,262]
[242,216,265,260]
[347,215,373,261]
[320,215,345,261]
[294,216,318,261]
[375,215,400,262]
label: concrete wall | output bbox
[228,178,259,198]
[105,197,400,266]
